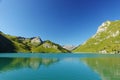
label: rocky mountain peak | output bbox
[92,21,111,38]
[97,21,111,33]
[31,37,42,46]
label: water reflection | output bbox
[0,58,59,71]
[0,56,120,80]
[0,57,100,80]
[82,58,120,80]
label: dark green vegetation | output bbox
[0,33,16,52]
[73,20,120,54]
[82,58,120,80]
[0,31,69,53]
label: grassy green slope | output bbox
[73,20,120,53]
[0,32,30,53]
[0,32,69,53]
[32,40,70,53]
[0,33,16,52]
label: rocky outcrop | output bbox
[63,45,76,51]
[43,42,57,49]
[31,37,42,46]
[92,21,111,38]
[97,21,111,33]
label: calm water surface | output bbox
[0,53,120,80]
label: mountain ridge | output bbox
[0,31,70,53]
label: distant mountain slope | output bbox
[73,20,120,54]
[32,40,70,53]
[62,45,76,51]
[0,31,70,53]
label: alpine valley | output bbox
[1,20,120,54]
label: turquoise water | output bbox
[0,53,120,80]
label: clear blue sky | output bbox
[0,0,120,45]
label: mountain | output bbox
[62,45,76,51]
[0,32,29,53]
[0,31,70,53]
[0,33,16,53]
[32,40,70,53]
[73,20,120,54]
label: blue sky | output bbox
[0,0,120,45]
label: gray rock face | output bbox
[92,21,111,38]
[63,45,76,51]
[97,21,111,33]
[31,37,42,46]
[43,42,58,49]
[99,50,107,54]
[43,43,51,48]
[17,37,25,40]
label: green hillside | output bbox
[73,20,120,54]
[0,31,70,53]
[32,40,69,53]
[0,32,16,52]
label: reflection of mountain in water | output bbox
[82,58,120,80]
[0,58,59,72]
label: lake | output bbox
[0,53,120,80]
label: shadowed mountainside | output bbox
[0,34,16,53]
